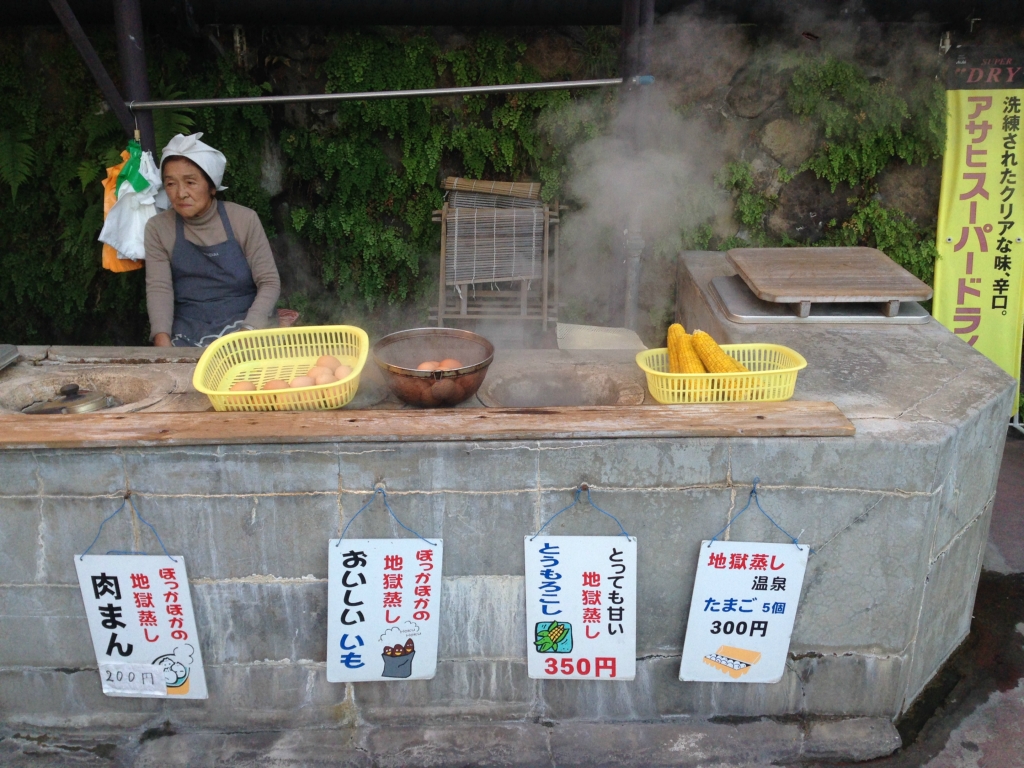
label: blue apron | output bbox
[170,202,257,348]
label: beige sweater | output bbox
[144,200,281,339]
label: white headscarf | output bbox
[160,132,228,191]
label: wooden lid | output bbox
[726,247,933,304]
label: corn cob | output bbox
[692,330,750,402]
[547,622,566,644]
[692,331,745,373]
[667,323,684,373]
[667,323,706,374]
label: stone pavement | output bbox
[2,430,1022,767]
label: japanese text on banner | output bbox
[934,50,1024,408]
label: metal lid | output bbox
[22,383,112,415]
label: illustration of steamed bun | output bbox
[155,644,194,684]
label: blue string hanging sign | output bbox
[336,485,437,547]
[530,483,631,540]
[525,484,637,681]
[74,492,208,699]
[680,478,810,685]
[79,492,177,562]
[707,478,810,553]
[327,484,442,684]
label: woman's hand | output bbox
[153,333,172,347]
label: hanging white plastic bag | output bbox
[98,147,163,261]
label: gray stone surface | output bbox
[45,346,203,364]
[123,445,343,496]
[0,586,93,667]
[0,718,903,767]
[38,498,138,585]
[439,576,525,660]
[131,492,339,580]
[760,118,818,168]
[12,344,49,362]
[0,497,45,583]
[804,716,904,761]
[904,510,991,709]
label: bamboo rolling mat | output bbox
[443,176,542,200]
[446,207,545,285]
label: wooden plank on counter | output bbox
[0,402,854,449]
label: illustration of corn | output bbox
[535,621,572,653]
[703,646,761,679]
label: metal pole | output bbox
[113,0,155,152]
[48,0,135,140]
[126,78,625,110]
[639,0,655,75]
[619,0,640,80]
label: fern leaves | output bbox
[0,129,35,201]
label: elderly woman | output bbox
[145,133,280,347]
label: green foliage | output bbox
[0,30,148,344]
[283,29,573,307]
[716,161,776,245]
[711,57,944,285]
[183,60,273,226]
[572,27,620,79]
[150,81,196,152]
[818,197,938,285]
[787,56,946,190]
[0,128,35,200]
[684,223,714,251]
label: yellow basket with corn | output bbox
[193,325,369,412]
[636,325,806,404]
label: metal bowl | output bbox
[372,328,494,407]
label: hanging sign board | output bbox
[679,541,808,684]
[932,47,1024,412]
[326,539,443,682]
[524,536,637,680]
[74,555,207,698]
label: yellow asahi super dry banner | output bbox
[934,50,1024,407]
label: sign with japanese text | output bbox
[524,536,637,681]
[679,542,808,684]
[934,48,1024,410]
[74,555,207,699]
[326,539,443,682]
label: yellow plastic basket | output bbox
[636,343,807,404]
[193,325,369,412]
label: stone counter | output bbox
[0,272,1015,754]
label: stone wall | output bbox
[0,394,1011,729]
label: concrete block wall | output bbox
[0,400,1011,729]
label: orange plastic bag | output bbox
[100,151,143,273]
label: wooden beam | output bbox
[0,402,854,449]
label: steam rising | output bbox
[546,16,743,324]
[380,621,420,643]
